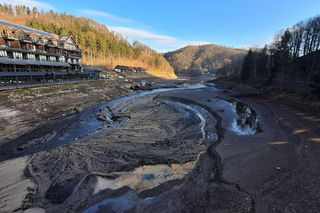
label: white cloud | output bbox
[109,26,209,52]
[78,9,208,52]
[78,9,136,25]
[0,0,54,10]
[240,37,274,49]
[109,26,176,44]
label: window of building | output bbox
[18,34,25,40]
[59,56,65,62]
[39,55,47,61]
[27,44,36,51]
[42,38,48,44]
[27,53,36,60]
[13,52,23,59]
[4,30,12,37]
[14,32,25,40]
[0,50,7,57]
[30,36,38,43]
[49,56,56,62]
[65,43,78,51]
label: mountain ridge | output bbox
[164,44,246,74]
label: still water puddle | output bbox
[84,163,195,213]
[228,100,261,135]
[93,162,195,194]
[84,191,138,213]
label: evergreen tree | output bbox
[32,7,38,15]
[8,5,14,15]
[26,7,31,15]
[256,45,269,78]
[241,49,254,81]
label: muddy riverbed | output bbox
[0,78,320,213]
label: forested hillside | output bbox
[229,15,320,96]
[0,4,176,78]
[164,44,245,75]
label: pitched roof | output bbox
[59,35,77,45]
[0,20,80,50]
[0,20,54,38]
[59,35,69,42]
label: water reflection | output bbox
[84,162,195,212]
[93,162,195,195]
[228,100,261,135]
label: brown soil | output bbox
[0,76,319,213]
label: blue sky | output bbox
[3,0,320,52]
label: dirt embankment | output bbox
[1,76,320,213]
[215,79,320,108]
[0,82,222,212]
[0,81,259,212]
[0,80,133,147]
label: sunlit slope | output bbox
[0,10,176,79]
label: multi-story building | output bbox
[0,21,100,83]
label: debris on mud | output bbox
[130,80,153,90]
[97,107,114,124]
[228,99,262,135]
